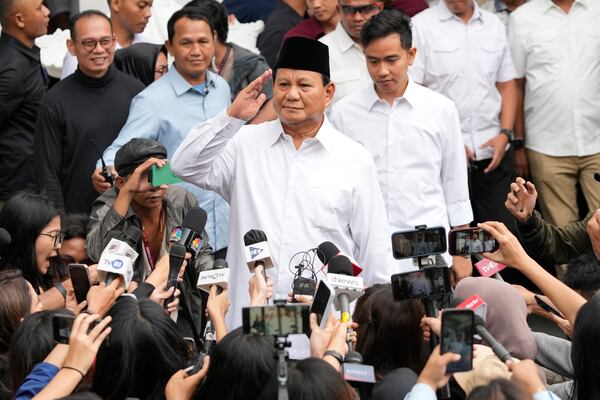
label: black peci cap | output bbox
[274,36,330,78]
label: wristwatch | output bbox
[511,137,525,150]
[500,128,514,141]
[323,350,344,365]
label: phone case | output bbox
[149,162,183,186]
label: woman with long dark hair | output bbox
[0,192,62,294]
[92,298,189,400]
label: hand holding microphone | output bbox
[249,265,273,306]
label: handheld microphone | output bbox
[201,259,229,356]
[97,225,141,288]
[327,255,364,364]
[449,297,512,363]
[164,243,187,311]
[169,207,208,258]
[91,138,114,186]
[317,241,363,276]
[197,259,230,293]
[0,228,11,260]
[474,315,512,363]
[243,229,274,273]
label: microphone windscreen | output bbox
[182,207,208,235]
[327,254,353,276]
[213,259,228,269]
[170,243,187,258]
[0,228,11,253]
[243,229,268,246]
[317,241,339,265]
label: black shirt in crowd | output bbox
[0,32,48,201]
[257,0,305,68]
[34,65,144,213]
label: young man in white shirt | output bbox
[508,0,600,227]
[410,0,517,231]
[330,10,473,281]
[319,0,383,104]
[171,37,394,327]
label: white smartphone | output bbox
[310,280,335,329]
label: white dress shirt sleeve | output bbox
[496,26,517,83]
[171,110,246,203]
[351,153,396,285]
[404,383,438,400]
[441,103,473,227]
[507,15,527,79]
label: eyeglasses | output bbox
[39,230,63,248]
[155,65,168,77]
[78,36,115,52]
[340,4,380,15]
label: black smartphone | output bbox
[391,227,447,259]
[242,304,310,336]
[534,295,564,318]
[441,309,474,373]
[309,280,335,329]
[53,314,76,344]
[448,227,499,256]
[391,266,452,301]
[68,263,91,304]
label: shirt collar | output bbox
[494,0,510,12]
[438,0,484,22]
[268,116,336,153]
[333,22,358,53]
[542,0,588,9]
[167,65,217,96]
[366,78,418,111]
[1,32,41,62]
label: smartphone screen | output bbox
[243,304,310,336]
[391,266,451,301]
[310,281,334,328]
[449,227,499,256]
[441,309,474,373]
[68,264,91,304]
[148,162,183,187]
[53,314,76,344]
[392,227,447,259]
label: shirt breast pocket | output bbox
[429,41,461,78]
[309,185,353,233]
[479,39,504,79]
[526,29,561,65]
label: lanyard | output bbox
[140,208,165,271]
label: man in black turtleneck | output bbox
[34,10,144,213]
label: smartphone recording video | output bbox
[391,266,451,301]
[242,304,310,336]
[310,280,335,329]
[441,309,474,373]
[53,314,75,344]
[391,227,447,259]
[448,227,499,256]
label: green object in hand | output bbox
[148,162,183,186]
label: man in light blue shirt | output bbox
[93,7,231,254]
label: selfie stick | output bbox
[273,300,291,400]
[411,226,451,400]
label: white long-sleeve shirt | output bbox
[330,80,473,267]
[171,111,396,327]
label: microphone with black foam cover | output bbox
[317,241,363,276]
[170,207,208,258]
[243,229,273,274]
[449,297,512,363]
[164,243,187,311]
[98,224,142,287]
[201,259,229,355]
[327,255,364,364]
[0,228,11,260]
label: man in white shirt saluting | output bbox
[171,36,394,327]
[330,10,473,281]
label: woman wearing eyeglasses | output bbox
[0,192,63,302]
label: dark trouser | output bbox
[468,150,535,287]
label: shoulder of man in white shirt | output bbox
[508,0,544,23]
